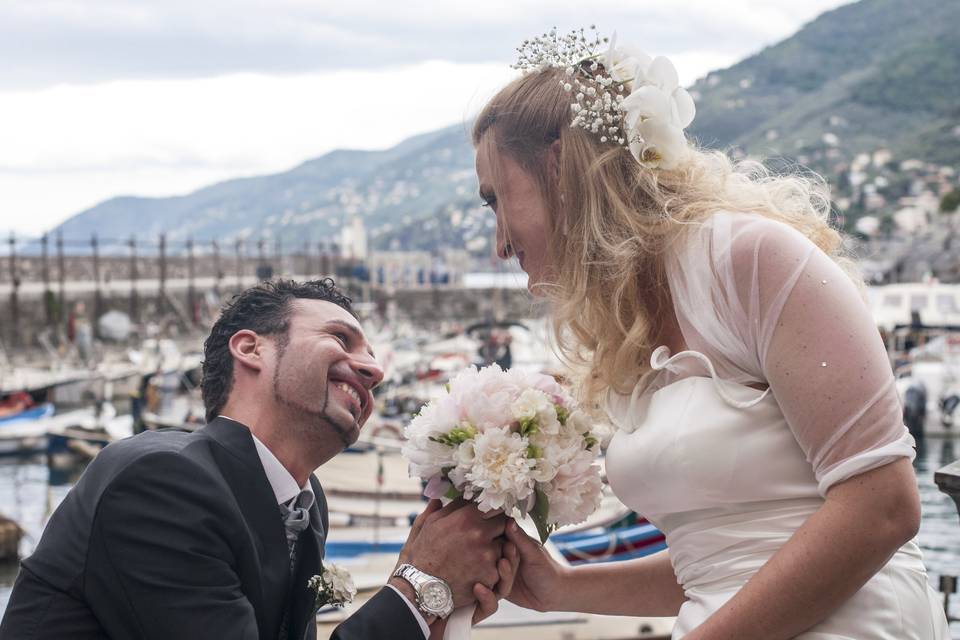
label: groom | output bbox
[0,278,512,639]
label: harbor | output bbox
[1,276,960,636]
[2,0,959,635]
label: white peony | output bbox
[566,409,593,436]
[453,365,522,430]
[546,466,604,527]
[465,427,536,515]
[446,439,476,490]
[530,429,591,483]
[511,388,560,435]
[402,363,604,542]
[402,391,464,478]
[402,411,456,479]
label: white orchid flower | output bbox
[607,45,695,169]
[603,33,653,85]
[643,56,680,93]
[621,85,672,130]
[634,118,688,170]
[672,87,696,128]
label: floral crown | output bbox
[512,27,696,170]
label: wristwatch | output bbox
[392,563,454,619]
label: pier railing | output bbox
[936,460,960,521]
[935,459,960,623]
[1,232,529,349]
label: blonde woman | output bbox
[474,29,951,639]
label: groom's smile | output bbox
[269,299,382,447]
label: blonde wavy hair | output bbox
[473,66,861,405]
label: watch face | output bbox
[421,580,451,612]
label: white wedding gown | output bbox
[603,211,951,638]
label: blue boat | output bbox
[0,403,55,426]
[323,511,667,566]
[552,515,667,564]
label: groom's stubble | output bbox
[271,334,358,450]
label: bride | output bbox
[470,28,951,639]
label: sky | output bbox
[0,0,853,236]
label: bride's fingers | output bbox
[505,519,543,556]
[472,583,499,625]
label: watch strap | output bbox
[392,563,454,618]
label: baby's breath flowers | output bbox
[511,27,697,170]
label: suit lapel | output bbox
[202,418,290,640]
[290,475,328,639]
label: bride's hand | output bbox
[502,519,568,612]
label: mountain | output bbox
[53,123,490,255]
[51,0,960,254]
[687,0,960,165]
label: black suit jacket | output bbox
[0,417,424,639]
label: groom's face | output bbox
[268,299,383,446]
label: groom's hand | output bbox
[424,543,519,638]
[394,499,508,608]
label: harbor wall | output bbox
[0,278,541,350]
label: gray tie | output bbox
[281,492,311,563]
[278,491,311,639]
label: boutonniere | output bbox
[308,562,357,610]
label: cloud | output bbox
[0,0,852,89]
[0,61,516,235]
[0,0,854,235]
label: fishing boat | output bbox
[893,332,960,437]
[45,402,134,467]
[552,511,667,565]
[0,402,55,425]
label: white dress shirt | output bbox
[223,417,430,638]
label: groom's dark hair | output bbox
[200,278,356,423]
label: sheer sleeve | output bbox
[669,212,914,496]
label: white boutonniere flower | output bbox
[308,562,357,610]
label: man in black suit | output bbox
[0,279,514,639]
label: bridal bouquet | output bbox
[402,364,604,542]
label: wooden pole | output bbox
[7,233,19,347]
[158,233,166,316]
[187,238,196,325]
[91,234,102,327]
[56,231,65,330]
[128,236,138,322]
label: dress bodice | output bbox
[605,348,825,591]
[605,347,822,516]
[602,347,942,638]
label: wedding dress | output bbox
[603,211,951,638]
